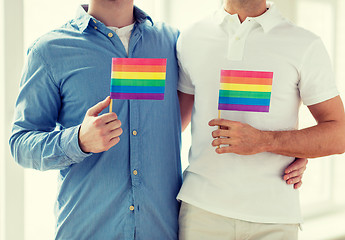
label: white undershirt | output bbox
[108,23,135,55]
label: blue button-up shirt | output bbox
[9,5,182,240]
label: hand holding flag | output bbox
[211,69,274,154]
[79,96,123,153]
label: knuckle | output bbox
[100,128,108,136]
[111,112,118,119]
[93,118,102,127]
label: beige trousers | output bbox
[179,202,299,240]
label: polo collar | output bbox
[215,2,285,33]
[252,2,285,33]
[75,4,153,33]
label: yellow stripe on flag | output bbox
[112,72,166,80]
[220,83,272,92]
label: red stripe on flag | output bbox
[221,70,273,79]
[113,58,167,66]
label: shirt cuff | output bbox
[61,125,92,164]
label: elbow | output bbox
[8,132,38,170]
[9,134,27,168]
[9,133,20,164]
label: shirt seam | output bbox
[297,37,322,81]
[30,47,59,89]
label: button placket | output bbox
[227,24,253,61]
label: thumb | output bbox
[87,96,111,116]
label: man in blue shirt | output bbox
[10,1,181,239]
[9,0,306,239]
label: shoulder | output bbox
[176,13,215,58]
[179,13,215,42]
[28,20,78,58]
[271,20,321,46]
[142,21,180,43]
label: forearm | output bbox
[178,91,194,132]
[9,126,90,171]
[263,121,345,158]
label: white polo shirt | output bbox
[177,3,338,224]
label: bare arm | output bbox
[178,91,194,132]
[267,96,345,157]
[210,96,345,158]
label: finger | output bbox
[209,118,233,127]
[106,119,122,131]
[284,158,308,174]
[215,145,234,154]
[109,127,123,139]
[106,137,121,150]
[294,181,302,189]
[212,129,231,138]
[99,112,118,124]
[212,138,231,147]
[283,168,304,181]
[286,176,302,185]
[87,96,111,116]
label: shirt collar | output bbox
[214,2,285,33]
[252,2,285,33]
[74,4,153,33]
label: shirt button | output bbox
[108,32,114,38]
[133,170,138,175]
[235,36,240,41]
[94,26,97,30]
[129,205,135,211]
[132,130,138,136]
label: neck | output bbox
[88,0,135,28]
[224,0,267,23]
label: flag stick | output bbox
[218,110,221,149]
[109,99,113,113]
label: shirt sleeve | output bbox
[9,46,91,171]
[177,35,195,95]
[298,38,339,106]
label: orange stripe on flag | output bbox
[112,65,167,73]
[220,76,273,85]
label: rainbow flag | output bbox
[110,58,167,100]
[218,70,273,112]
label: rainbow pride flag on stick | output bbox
[110,58,167,100]
[218,70,273,113]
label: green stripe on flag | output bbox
[219,90,271,99]
[111,79,166,87]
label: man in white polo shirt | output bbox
[177,0,345,239]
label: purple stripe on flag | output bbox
[111,92,164,100]
[218,104,270,112]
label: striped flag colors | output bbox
[218,70,273,113]
[110,58,167,100]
